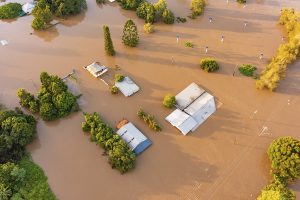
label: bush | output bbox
[237,0,246,3]
[190,0,206,18]
[200,58,219,72]
[0,3,22,19]
[238,64,257,77]
[114,74,124,82]
[82,112,136,173]
[110,86,119,94]
[122,19,139,47]
[267,137,300,184]
[0,109,37,163]
[136,1,155,23]
[17,72,80,121]
[144,23,155,33]
[176,17,187,23]
[257,181,295,200]
[162,9,175,24]
[103,25,115,56]
[163,94,176,108]
[256,9,300,91]
[185,42,194,48]
[96,0,106,3]
[137,109,162,132]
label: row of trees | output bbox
[256,9,300,91]
[0,3,22,19]
[137,108,162,132]
[82,112,136,173]
[32,0,87,30]
[0,107,56,199]
[257,136,300,200]
[17,72,80,121]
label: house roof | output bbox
[175,82,205,110]
[115,77,140,97]
[165,109,198,135]
[85,62,108,78]
[22,2,35,13]
[116,122,151,154]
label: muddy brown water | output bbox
[1,0,300,199]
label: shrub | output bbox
[190,0,206,18]
[82,112,136,173]
[257,181,295,200]
[200,58,219,72]
[110,86,119,94]
[237,0,246,3]
[267,137,300,184]
[136,1,155,23]
[137,109,162,132]
[114,74,124,82]
[17,72,80,121]
[185,42,194,48]
[162,9,175,24]
[103,25,115,56]
[256,9,300,91]
[122,19,139,47]
[238,64,257,77]
[143,23,155,33]
[96,0,106,3]
[163,94,176,108]
[0,3,22,19]
[0,109,37,163]
[176,17,187,23]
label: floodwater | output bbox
[1,0,300,199]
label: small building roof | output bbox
[22,2,35,14]
[175,82,205,110]
[116,122,151,155]
[165,109,198,135]
[115,76,140,97]
[85,62,108,78]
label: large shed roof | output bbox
[115,77,140,97]
[175,83,205,110]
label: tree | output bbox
[17,89,39,113]
[31,0,53,30]
[118,0,142,10]
[238,64,257,77]
[237,0,246,3]
[103,26,115,56]
[122,19,139,47]
[163,94,176,108]
[144,23,155,33]
[136,1,155,23]
[0,3,22,19]
[267,137,300,183]
[51,0,87,17]
[190,0,206,18]
[200,58,219,72]
[257,181,295,200]
[153,0,167,18]
[114,74,124,82]
[162,9,175,24]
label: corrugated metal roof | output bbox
[115,77,140,97]
[86,62,107,77]
[175,83,205,110]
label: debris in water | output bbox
[0,40,8,46]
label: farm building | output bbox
[84,62,108,78]
[166,83,216,135]
[115,76,140,97]
[116,121,152,155]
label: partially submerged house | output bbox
[21,2,35,15]
[115,76,140,97]
[116,121,152,155]
[84,62,108,78]
[165,83,216,135]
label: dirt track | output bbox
[0,0,300,199]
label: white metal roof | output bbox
[22,2,35,13]
[165,109,198,135]
[85,62,108,78]
[175,82,205,110]
[116,122,147,150]
[115,76,140,97]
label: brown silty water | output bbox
[1,0,300,199]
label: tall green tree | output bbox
[103,25,115,56]
[32,0,53,30]
[122,19,139,47]
[190,0,206,18]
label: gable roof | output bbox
[115,77,140,97]
[175,83,205,110]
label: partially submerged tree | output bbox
[117,0,142,10]
[136,1,155,23]
[163,94,176,108]
[122,19,139,47]
[257,181,295,200]
[103,25,115,56]
[162,9,175,24]
[0,3,22,19]
[190,0,206,18]
[200,58,219,72]
[31,0,53,30]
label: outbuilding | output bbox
[115,76,140,97]
[84,62,108,78]
[116,121,152,155]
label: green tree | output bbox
[238,64,257,77]
[162,9,175,24]
[122,19,139,47]
[190,0,206,18]
[0,3,22,19]
[32,0,53,30]
[143,23,155,33]
[237,0,246,4]
[153,0,167,18]
[136,1,155,23]
[51,0,87,17]
[267,137,300,183]
[163,94,176,108]
[200,58,219,72]
[103,25,115,56]
[257,181,295,200]
[17,89,39,113]
[118,0,142,10]
[114,74,124,82]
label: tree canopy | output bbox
[0,3,22,19]
[122,19,139,47]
